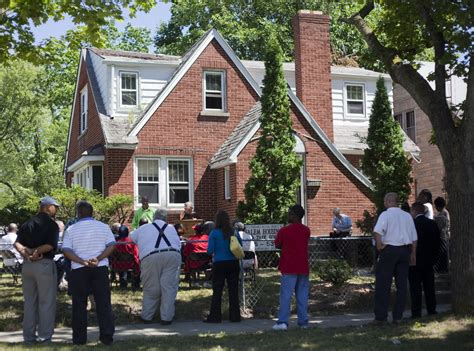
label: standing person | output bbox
[62,201,115,346]
[14,196,60,343]
[131,208,181,325]
[131,196,155,230]
[373,192,418,324]
[234,221,257,269]
[204,210,241,323]
[434,197,450,273]
[272,205,311,330]
[417,189,434,219]
[408,202,441,318]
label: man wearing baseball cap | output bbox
[14,196,60,343]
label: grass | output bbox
[0,313,472,350]
[0,269,376,332]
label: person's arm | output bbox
[13,241,33,261]
[374,232,385,252]
[63,248,91,267]
[131,208,142,230]
[275,228,283,249]
[207,232,215,255]
[410,241,417,266]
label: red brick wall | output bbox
[66,56,105,168]
[393,84,446,200]
[293,10,333,141]
[107,40,259,221]
[233,104,373,236]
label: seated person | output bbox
[179,201,199,220]
[0,223,22,263]
[111,225,140,289]
[331,208,352,237]
[183,223,211,286]
[234,221,257,269]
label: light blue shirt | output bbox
[332,214,352,232]
[207,229,242,262]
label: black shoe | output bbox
[100,338,113,346]
[140,317,154,324]
[161,320,172,326]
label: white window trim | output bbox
[119,71,139,108]
[203,70,226,112]
[134,156,194,209]
[73,162,104,194]
[80,86,88,134]
[224,166,231,200]
[343,82,366,119]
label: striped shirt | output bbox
[62,217,115,270]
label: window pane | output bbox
[138,159,159,182]
[168,161,189,182]
[139,184,159,204]
[348,101,363,114]
[347,85,363,100]
[206,96,222,109]
[406,111,415,128]
[122,74,137,90]
[92,166,103,194]
[206,73,222,91]
[169,185,189,204]
[122,91,137,106]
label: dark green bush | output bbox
[315,259,353,288]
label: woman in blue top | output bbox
[204,210,241,323]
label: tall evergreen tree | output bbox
[237,32,301,224]
[361,77,412,213]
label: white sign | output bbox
[246,224,283,251]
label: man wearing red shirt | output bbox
[272,205,310,330]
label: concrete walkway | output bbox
[0,304,450,344]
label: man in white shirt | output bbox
[0,223,22,262]
[373,192,418,324]
[131,208,181,325]
[62,201,115,346]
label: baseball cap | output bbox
[39,196,60,207]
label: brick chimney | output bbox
[293,10,333,141]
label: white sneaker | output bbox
[272,323,288,331]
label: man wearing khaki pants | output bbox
[14,196,60,343]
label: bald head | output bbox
[7,223,17,233]
[384,192,398,208]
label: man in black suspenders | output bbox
[131,208,182,325]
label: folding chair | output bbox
[0,250,22,284]
[187,252,212,288]
[109,251,137,288]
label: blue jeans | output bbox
[277,274,309,326]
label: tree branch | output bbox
[0,180,17,195]
[419,4,447,99]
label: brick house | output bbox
[393,62,466,201]
[65,10,418,234]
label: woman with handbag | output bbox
[204,210,242,323]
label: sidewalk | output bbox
[0,304,450,344]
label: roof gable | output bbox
[128,29,262,137]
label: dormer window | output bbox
[120,72,138,107]
[344,83,365,117]
[204,71,226,111]
[80,86,88,133]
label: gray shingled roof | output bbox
[85,51,107,115]
[99,114,138,145]
[89,47,180,62]
[334,124,420,155]
[210,102,261,166]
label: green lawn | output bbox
[1,314,472,350]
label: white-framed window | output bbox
[137,159,160,205]
[395,110,416,142]
[120,71,138,107]
[135,157,193,208]
[203,70,226,111]
[344,83,365,117]
[224,166,230,200]
[80,86,88,133]
[167,159,190,205]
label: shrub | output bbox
[315,259,353,288]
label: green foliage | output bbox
[361,77,412,213]
[237,31,301,224]
[355,209,377,235]
[26,186,134,225]
[0,0,158,63]
[107,23,153,52]
[315,259,353,288]
[154,0,379,69]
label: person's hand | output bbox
[88,258,99,267]
[376,243,385,252]
[30,250,43,261]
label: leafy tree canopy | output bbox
[0,0,157,63]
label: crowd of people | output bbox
[0,188,450,343]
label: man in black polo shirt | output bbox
[14,196,60,343]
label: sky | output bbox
[32,2,172,48]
